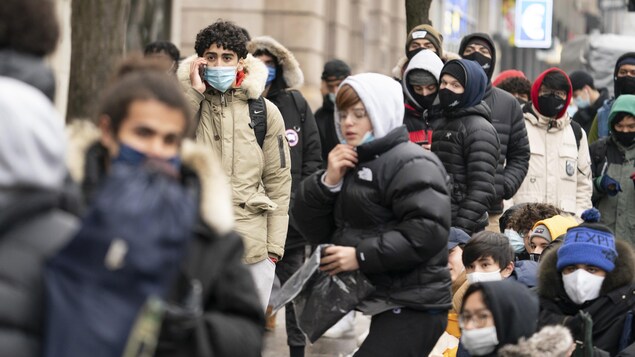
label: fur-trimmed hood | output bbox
[247,36,304,89]
[538,239,635,300]
[177,53,268,100]
[64,121,234,234]
[497,325,574,357]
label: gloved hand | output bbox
[597,175,622,196]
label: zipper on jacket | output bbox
[277,135,286,168]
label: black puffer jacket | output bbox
[314,95,340,162]
[0,190,78,357]
[432,102,500,234]
[483,84,530,212]
[292,127,453,310]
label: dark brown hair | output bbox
[507,203,561,236]
[462,231,514,270]
[335,84,360,111]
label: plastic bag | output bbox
[271,244,375,342]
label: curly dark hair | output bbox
[144,41,181,62]
[0,0,59,56]
[194,20,249,58]
[497,77,531,99]
[506,203,562,236]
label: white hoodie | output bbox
[402,50,444,111]
[334,73,404,142]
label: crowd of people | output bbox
[1,0,635,356]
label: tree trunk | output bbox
[405,0,433,34]
[66,0,130,122]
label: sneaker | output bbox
[322,312,355,339]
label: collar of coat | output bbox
[525,103,571,131]
[177,53,268,100]
[538,239,635,301]
[64,120,234,235]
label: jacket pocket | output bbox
[244,192,278,214]
[559,145,578,182]
[278,135,287,168]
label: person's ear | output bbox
[501,261,515,278]
[98,115,118,157]
[237,58,245,72]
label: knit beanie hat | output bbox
[569,71,594,92]
[530,215,579,242]
[557,208,618,273]
[492,69,526,87]
[322,59,351,80]
[407,69,437,86]
[405,24,443,58]
[440,61,466,88]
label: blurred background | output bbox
[48,0,635,119]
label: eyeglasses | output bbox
[538,89,567,99]
[338,108,368,123]
[459,311,493,329]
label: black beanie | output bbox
[441,61,466,88]
[322,59,351,80]
[569,71,594,91]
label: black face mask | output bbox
[537,94,566,118]
[463,52,493,78]
[615,76,635,96]
[412,92,436,110]
[438,88,463,110]
[613,131,635,147]
[529,253,541,262]
[407,47,425,61]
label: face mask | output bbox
[615,75,635,96]
[412,92,436,109]
[113,143,181,171]
[406,47,425,61]
[359,131,375,145]
[467,269,502,284]
[328,92,336,103]
[204,66,236,93]
[266,66,276,86]
[574,90,591,109]
[461,326,499,356]
[439,88,463,110]
[529,253,541,262]
[613,131,635,147]
[562,269,605,305]
[537,94,566,118]
[504,229,526,254]
[463,52,492,78]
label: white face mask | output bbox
[562,269,605,305]
[467,269,502,284]
[461,326,499,356]
[504,229,526,254]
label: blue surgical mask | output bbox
[504,229,526,254]
[266,66,276,86]
[204,66,236,93]
[574,91,591,109]
[113,143,180,171]
[360,131,375,145]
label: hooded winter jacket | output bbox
[0,78,79,357]
[65,121,265,357]
[589,52,635,143]
[247,36,322,251]
[463,280,539,357]
[432,59,500,235]
[538,240,635,356]
[459,33,530,213]
[178,54,292,263]
[589,95,635,245]
[292,73,453,310]
[512,68,593,217]
[402,49,444,142]
[497,325,574,357]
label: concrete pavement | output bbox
[262,310,371,357]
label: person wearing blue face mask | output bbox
[65,61,265,356]
[292,73,453,356]
[178,20,292,313]
[248,36,323,357]
[569,71,609,135]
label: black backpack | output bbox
[248,97,267,148]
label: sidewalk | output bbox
[262,310,371,357]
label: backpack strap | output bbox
[248,96,267,148]
[570,120,583,151]
[288,89,307,123]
